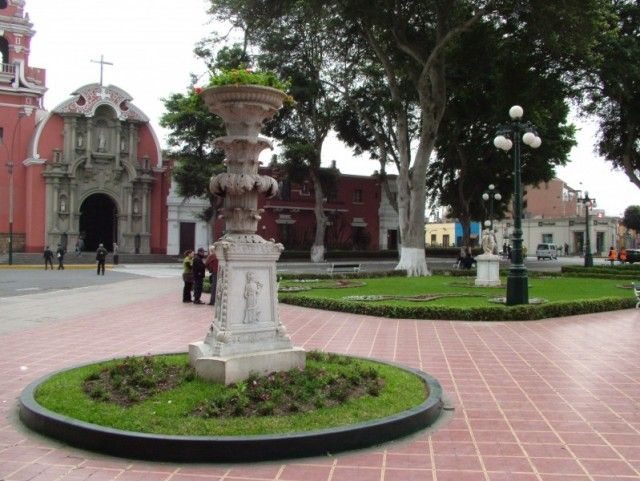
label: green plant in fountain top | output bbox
[209,68,292,92]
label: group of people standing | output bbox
[43,242,110,274]
[182,247,219,305]
[608,246,628,266]
[43,244,67,270]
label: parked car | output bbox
[625,249,640,264]
[536,243,558,260]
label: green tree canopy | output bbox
[586,0,640,190]
[622,205,640,232]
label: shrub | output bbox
[279,295,636,321]
[562,265,640,279]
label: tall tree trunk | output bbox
[395,145,430,276]
[309,168,327,263]
[460,215,471,248]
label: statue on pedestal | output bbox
[481,227,497,255]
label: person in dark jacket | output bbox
[43,246,54,270]
[204,246,219,305]
[192,248,207,304]
[55,244,65,270]
[96,243,108,275]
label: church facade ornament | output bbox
[41,84,160,254]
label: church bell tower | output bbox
[0,0,46,254]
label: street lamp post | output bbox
[493,105,542,305]
[482,184,502,231]
[1,107,31,265]
[7,160,13,265]
[577,191,595,267]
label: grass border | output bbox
[19,353,443,463]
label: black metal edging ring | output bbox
[19,355,443,463]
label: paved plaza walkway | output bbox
[1,274,639,480]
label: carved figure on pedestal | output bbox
[481,228,497,255]
[98,131,107,152]
[242,271,262,324]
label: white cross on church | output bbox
[90,54,114,86]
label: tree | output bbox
[207,0,341,262]
[587,0,640,190]
[428,14,578,247]
[325,0,603,275]
[204,0,605,275]
[622,205,640,232]
[161,46,251,239]
[160,88,226,228]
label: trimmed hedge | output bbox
[278,247,481,261]
[278,270,408,281]
[279,295,636,321]
[279,250,400,261]
[562,265,640,280]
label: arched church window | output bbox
[0,37,9,65]
[0,1,7,10]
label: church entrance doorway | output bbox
[79,193,118,252]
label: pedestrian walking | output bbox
[205,246,219,305]
[608,246,617,266]
[182,250,194,303]
[43,246,54,270]
[192,247,206,305]
[55,244,65,270]
[96,243,108,275]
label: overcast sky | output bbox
[24,0,638,217]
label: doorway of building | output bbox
[573,231,584,256]
[387,229,398,250]
[179,222,196,255]
[79,193,117,252]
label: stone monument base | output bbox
[189,343,306,385]
[475,253,501,287]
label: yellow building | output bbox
[425,222,456,247]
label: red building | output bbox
[0,0,170,255]
[258,168,387,251]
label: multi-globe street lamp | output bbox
[482,184,502,231]
[493,105,542,305]
[577,191,595,267]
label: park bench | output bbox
[327,263,362,275]
[634,283,640,309]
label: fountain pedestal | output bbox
[188,85,305,384]
[475,253,501,287]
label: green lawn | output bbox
[35,354,427,436]
[279,275,632,308]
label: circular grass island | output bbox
[19,351,443,462]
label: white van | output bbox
[536,243,558,260]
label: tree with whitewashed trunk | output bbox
[327,0,605,276]
[204,0,606,276]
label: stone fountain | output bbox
[188,85,305,384]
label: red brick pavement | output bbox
[1,281,640,481]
